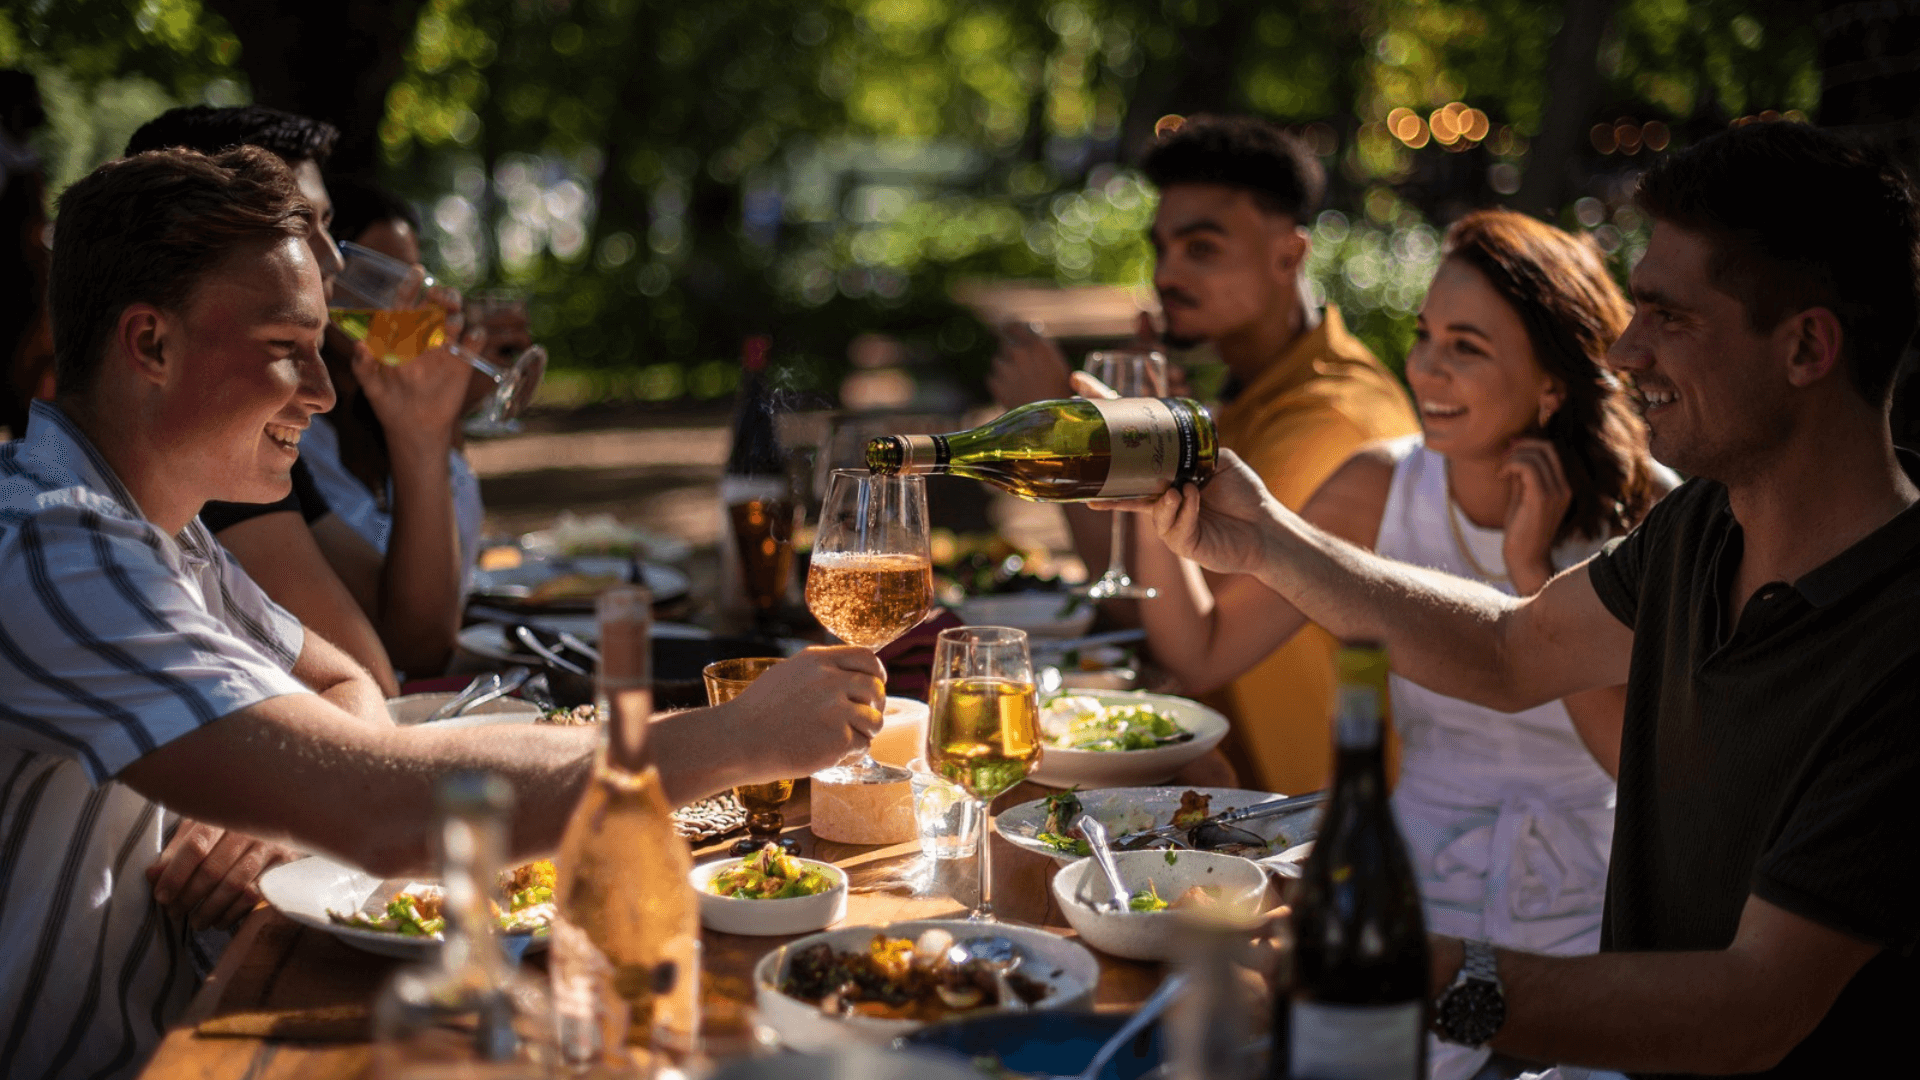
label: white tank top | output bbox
[1377,436,1621,1080]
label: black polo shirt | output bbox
[1587,452,1920,1079]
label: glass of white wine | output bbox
[331,241,541,428]
[926,625,1041,921]
[806,469,934,785]
[1081,347,1169,599]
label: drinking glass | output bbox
[703,657,798,855]
[1081,348,1169,599]
[806,469,934,785]
[926,626,1041,921]
[331,241,543,428]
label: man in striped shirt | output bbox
[1,147,887,1080]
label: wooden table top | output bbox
[135,762,1241,1080]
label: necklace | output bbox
[1444,486,1512,585]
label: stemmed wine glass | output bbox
[926,626,1041,921]
[331,241,545,429]
[805,469,935,784]
[1080,348,1169,600]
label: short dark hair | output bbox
[124,104,338,167]
[50,147,314,397]
[328,178,421,245]
[1635,121,1920,404]
[1139,115,1326,221]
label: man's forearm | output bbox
[1247,514,1534,709]
[1446,943,1830,1075]
[379,437,463,674]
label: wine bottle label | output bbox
[892,433,949,472]
[1287,1000,1423,1079]
[1090,398,1201,498]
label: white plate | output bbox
[388,692,543,727]
[752,919,1098,1052]
[955,593,1097,638]
[257,855,549,960]
[455,617,708,665]
[470,557,690,608]
[691,856,848,936]
[520,517,693,565]
[995,786,1320,866]
[1030,690,1230,789]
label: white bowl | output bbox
[955,592,1097,638]
[690,856,848,937]
[388,692,543,727]
[752,919,1099,1051]
[1051,850,1270,962]
[1030,690,1231,789]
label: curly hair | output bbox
[1140,114,1325,221]
[124,104,338,167]
[1443,210,1657,543]
[50,147,313,397]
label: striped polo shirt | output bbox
[0,401,308,1080]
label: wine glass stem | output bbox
[973,797,994,920]
[1103,511,1129,583]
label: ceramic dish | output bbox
[751,919,1099,1052]
[995,786,1321,867]
[955,592,1097,638]
[387,692,543,727]
[258,855,549,961]
[469,556,690,611]
[690,856,848,937]
[901,1010,1168,1080]
[1051,850,1270,962]
[1029,690,1230,789]
[519,516,693,565]
[454,616,708,665]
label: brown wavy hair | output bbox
[1442,210,1656,542]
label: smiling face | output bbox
[152,233,336,507]
[1149,183,1305,348]
[1406,259,1561,462]
[1608,221,1792,480]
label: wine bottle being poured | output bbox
[866,396,1218,502]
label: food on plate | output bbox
[541,512,652,558]
[526,572,625,604]
[541,703,604,727]
[1033,789,1282,858]
[708,844,839,900]
[779,927,1047,1021]
[1039,696,1190,752]
[1126,881,1222,913]
[328,858,558,937]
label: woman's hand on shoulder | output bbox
[1499,436,1572,594]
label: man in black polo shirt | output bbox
[1127,121,1920,1077]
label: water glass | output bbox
[908,759,980,860]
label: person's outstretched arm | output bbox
[1125,450,1632,711]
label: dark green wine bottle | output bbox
[1279,643,1429,1080]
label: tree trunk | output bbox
[205,0,428,179]
[1513,0,1616,218]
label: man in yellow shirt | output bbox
[990,115,1417,793]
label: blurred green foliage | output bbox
[4,0,1819,403]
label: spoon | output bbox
[947,936,1028,1011]
[1075,814,1132,912]
[1051,971,1189,1080]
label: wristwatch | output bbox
[1433,939,1507,1047]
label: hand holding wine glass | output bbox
[1081,347,1170,600]
[805,469,935,784]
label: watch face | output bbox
[1438,979,1506,1047]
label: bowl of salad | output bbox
[1029,690,1230,789]
[1050,849,1270,962]
[692,844,847,936]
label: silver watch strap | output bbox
[1461,939,1499,984]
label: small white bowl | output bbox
[690,856,848,937]
[388,692,543,727]
[956,592,1097,638]
[1051,849,1270,962]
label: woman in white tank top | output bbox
[1132,210,1671,1080]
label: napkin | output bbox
[875,608,964,698]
